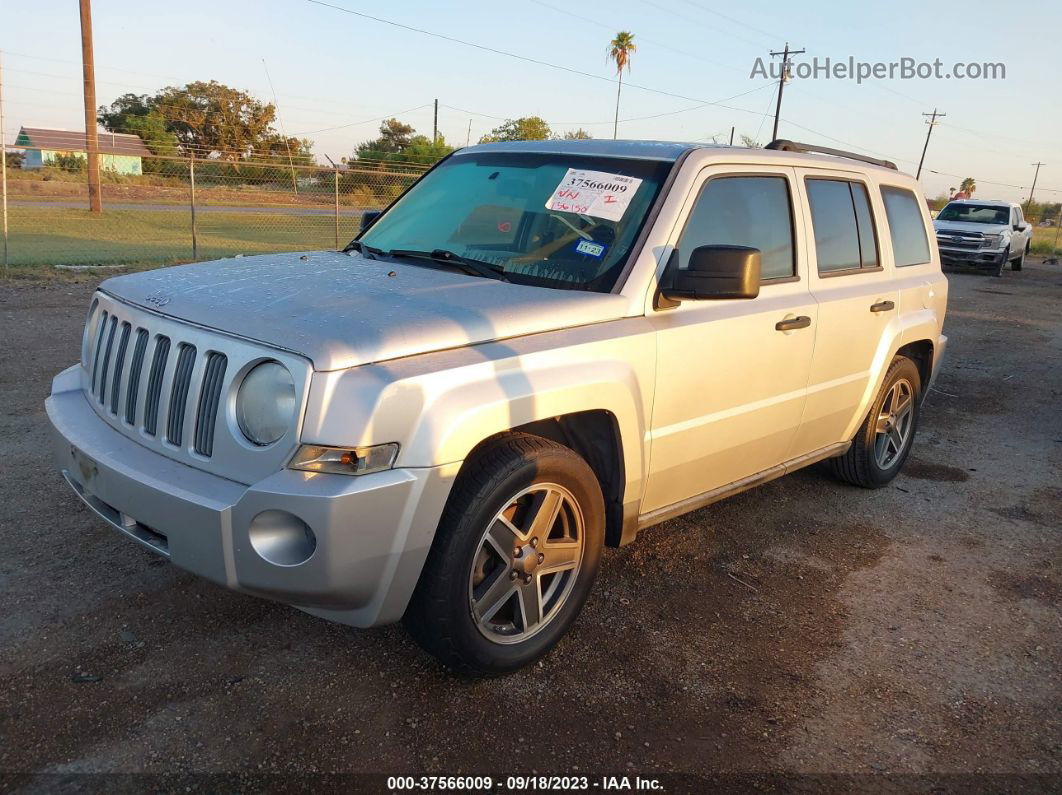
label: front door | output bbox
[642,166,817,515]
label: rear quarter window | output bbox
[881,186,931,267]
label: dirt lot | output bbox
[0,261,1059,791]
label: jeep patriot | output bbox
[47,139,948,674]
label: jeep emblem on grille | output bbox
[145,292,171,308]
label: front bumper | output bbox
[938,245,1007,267]
[46,365,458,628]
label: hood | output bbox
[100,251,631,371]
[933,219,1009,234]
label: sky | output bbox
[3,0,1060,203]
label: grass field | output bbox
[1031,225,1062,256]
[5,206,363,267]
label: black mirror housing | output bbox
[1012,223,1022,232]
[361,210,382,231]
[661,245,761,302]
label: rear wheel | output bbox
[404,433,604,676]
[828,356,921,488]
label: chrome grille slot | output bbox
[143,336,171,436]
[90,310,108,389]
[124,329,149,425]
[194,353,228,457]
[166,343,197,446]
[97,315,118,404]
[109,322,132,415]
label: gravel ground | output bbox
[0,260,1059,791]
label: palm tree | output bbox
[960,177,976,196]
[607,32,637,140]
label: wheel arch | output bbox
[459,410,629,547]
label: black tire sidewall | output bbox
[855,358,922,486]
[421,441,604,674]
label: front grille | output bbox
[79,291,308,484]
[936,232,983,250]
[84,316,226,458]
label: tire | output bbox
[1012,244,1025,271]
[993,250,1007,277]
[404,433,604,676]
[828,356,922,489]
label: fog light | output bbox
[248,510,316,566]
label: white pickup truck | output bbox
[934,198,1033,276]
[47,139,948,675]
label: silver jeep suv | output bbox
[47,139,948,674]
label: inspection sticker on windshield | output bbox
[545,169,642,222]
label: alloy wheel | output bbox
[873,378,915,469]
[468,483,584,644]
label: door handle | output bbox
[870,300,896,313]
[775,315,811,331]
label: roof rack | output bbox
[765,139,897,171]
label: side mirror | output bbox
[361,210,382,231]
[660,245,761,303]
[1013,223,1022,232]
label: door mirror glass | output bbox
[661,245,761,301]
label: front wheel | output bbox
[1012,245,1025,271]
[828,356,922,488]
[404,433,604,676]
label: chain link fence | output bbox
[1,147,430,268]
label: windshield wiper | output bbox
[343,240,383,258]
[385,248,510,282]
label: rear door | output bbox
[789,168,900,457]
[642,165,817,515]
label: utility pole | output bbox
[729,125,734,146]
[770,43,804,141]
[1025,161,1044,213]
[915,108,945,181]
[466,119,472,147]
[433,99,438,145]
[79,0,102,213]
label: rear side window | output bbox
[881,186,931,267]
[805,179,879,273]
[678,175,795,280]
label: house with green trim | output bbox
[15,127,151,175]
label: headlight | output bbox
[289,443,399,476]
[236,361,296,446]
[981,234,1002,248]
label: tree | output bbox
[959,177,976,196]
[99,83,284,163]
[4,150,24,169]
[479,116,552,143]
[356,118,417,159]
[740,135,762,148]
[607,31,637,140]
[153,81,277,161]
[563,128,593,140]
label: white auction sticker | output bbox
[544,169,643,222]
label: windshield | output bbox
[357,151,674,292]
[937,203,1010,225]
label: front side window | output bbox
[676,175,796,281]
[805,179,880,273]
[358,152,672,292]
[882,186,932,267]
